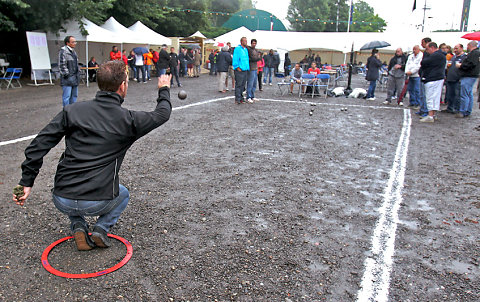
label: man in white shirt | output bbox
[404,45,423,108]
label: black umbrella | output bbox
[132,47,149,55]
[360,40,391,50]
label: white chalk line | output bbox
[356,109,412,302]
[0,96,235,147]
[260,98,406,110]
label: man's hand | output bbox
[236,67,242,72]
[158,74,172,89]
[394,64,402,69]
[406,71,412,76]
[12,186,31,206]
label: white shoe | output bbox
[246,98,254,103]
[226,88,229,91]
[366,97,375,101]
[252,98,259,102]
[269,83,272,86]
[392,96,397,100]
[383,100,390,105]
[398,102,403,106]
[419,115,434,123]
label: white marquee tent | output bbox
[128,21,171,46]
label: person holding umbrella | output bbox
[365,48,382,101]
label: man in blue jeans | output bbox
[58,36,80,107]
[246,39,261,103]
[13,61,172,251]
[456,41,480,118]
[232,36,250,104]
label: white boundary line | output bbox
[356,109,412,302]
[260,98,405,110]
[0,96,235,147]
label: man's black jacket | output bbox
[20,88,171,200]
[459,48,480,78]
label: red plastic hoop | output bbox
[41,233,133,278]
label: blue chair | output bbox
[313,74,330,99]
[0,67,22,90]
[275,73,290,96]
[299,74,315,98]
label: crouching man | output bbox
[12,60,172,250]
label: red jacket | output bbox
[110,51,121,61]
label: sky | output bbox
[254,0,480,33]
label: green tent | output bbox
[222,9,287,32]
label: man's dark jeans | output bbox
[445,81,460,112]
[234,69,248,103]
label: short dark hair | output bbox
[428,42,438,49]
[422,37,432,43]
[371,48,378,55]
[97,60,127,92]
[251,39,257,44]
[64,36,74,45]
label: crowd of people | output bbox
[365,38,479,123]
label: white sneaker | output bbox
[382,100,390,105]
[398,102,403,106]
[366,97,376,101]
[252,98,259,102]
[246,98,254,103]
[269,83,272,86]
[419,115,434,123]
[392,96,397,100]
[226,88,229,91]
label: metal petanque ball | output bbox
[178,90,187,100]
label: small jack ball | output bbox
[178,90,187,100]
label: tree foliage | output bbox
[287,0,385,32]
[350,0,386,32]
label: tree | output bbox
[350,0,386,32]
[287,0,386,32]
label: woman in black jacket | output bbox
[365,48,382,100]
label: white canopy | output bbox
[47,18,122,43]
[215,27,477,53]
[128,21,171,46]
[100,17,146,44]
[189,31,207,39]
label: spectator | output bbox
[13,60,172,251]
[227,42,235,91]
[273,50,280,74]
[419,42,446,122]
[289,63,303,94]
[365,48,382,101]
[186,49,194,77]
[144,49,154,81]
[315,54,321,66]
[157,44,170,76]
[284,53,291,77]
[257,53,265,91]
[216,45,232,93]
[152,48,159,75]
[194,49,202,77]
[404,45,423,107]
[87,56,99,82]
[247,39,262,103]
[383,48,407,105]
[169,47,181,87]
[58,35,80,107]
[416,37,432,117]
[232,36,250,104]
[127,50,136,80]
[134,51,146,83]
[178,48,187,77]
[110,46,121,61]
[456,41,480,118]
[443,44,466,114]
[209,50,215,75]
[263,50,275,86]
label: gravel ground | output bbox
[0,72,479,301]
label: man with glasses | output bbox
[59,36,80,106]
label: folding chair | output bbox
[299,74,315,98]
[313,74,330,99]
[275,73,290,96]
[0,68,22,90]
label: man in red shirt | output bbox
[307,62,321,76]
[110,46,121,61]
